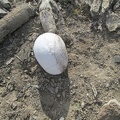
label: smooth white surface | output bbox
[33,33,68,75]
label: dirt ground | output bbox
[0,1,120,120]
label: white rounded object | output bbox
[33,33,68,75]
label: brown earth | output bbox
[0,1,120,120]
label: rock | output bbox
[98,99,120,120]
[7,82,15,92]
[11,102,17,110]
[0,8,7,18]
[101,0,113,13]
[90,0,117,15]
[30,65,37,73]
[59,117,64,120]
[117,30,120,35]
[113,55,120,63]
[0,0,11,10]
[81,101,85,109]
[113,0,120,11]
[106,12,120,31]
[90,0,102,17]
[84,0,120,32]
[33,33,68,75]
[6,58,14,65]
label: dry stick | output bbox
[0,3,36,43]
[90,82,98,99]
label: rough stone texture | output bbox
[113,0,120,11]
[0,0,11,10]
[90,0,102,17]
[84,0,120,32]
[98,99,120,120]
[101,0,113,13]
[106,12,120,31]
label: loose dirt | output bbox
[0,1,120,120]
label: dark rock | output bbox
[0,75,4,83]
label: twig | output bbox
[90,82,98,99]
[15,55,23,62]
[0,3,36,43]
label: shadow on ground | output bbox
[36,67,70,120]
[0,18,39,68]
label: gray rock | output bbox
[101,0,113,13]
[98,99,120,120]
[106,12,120,31]
[0,8,7,18]
[90,0,102,17]
[113,55,120,63]
[117,30,120,35]
[0,0,11,10]
[84,0,120,33]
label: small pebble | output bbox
[7,83,14,91]
[113,55,120,63]
[24,75,28,79]
[57,94,61,98]
[6,58,14,65]
[7,76,10,80]
[81,101,85,109]
[59,117,64,120]
[11,102,17,110]
[6,68,11,74]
